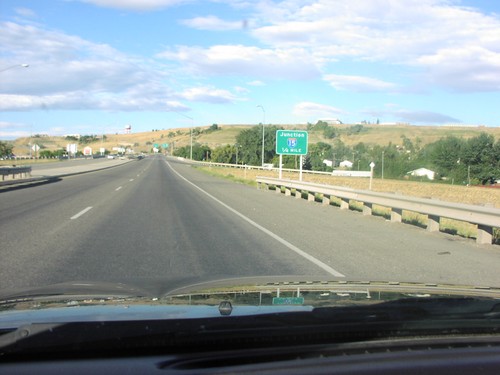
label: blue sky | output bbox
[1,0,499,139]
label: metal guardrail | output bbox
[0,166,32,181]
[256,176,500,245]
[178,158,371,177]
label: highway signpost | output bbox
[275,130,308,180]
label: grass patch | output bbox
[0,158,59,166]
[402,211,428,229]
[440,218,476,239]
[349,201,364,212]
[373,205,391,219]
[195,166,257,187]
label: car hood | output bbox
[2,276,500,322]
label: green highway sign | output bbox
[276,130,308,155]
[162,143,169,148]
[272,297,305,305]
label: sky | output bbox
[0,0,499,139]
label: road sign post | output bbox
[275,130,308,180]
[369,162,375,190]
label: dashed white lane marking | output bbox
[70,206,93,220]
[115,186,122,191]
[129,179,134,181]
[165,161,345,278]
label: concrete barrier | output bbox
[257,176,500,245]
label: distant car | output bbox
[107,155,115,159]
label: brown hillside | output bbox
[8,124,500,156]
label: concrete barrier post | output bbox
[363,202,373,216]
[427,215,440,232]
[391,208,402,223]
[477,225,493,245]
[322,195,331,206]
[340,198,349,210]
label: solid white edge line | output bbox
[165,161,345,278]
[70,206,93,220]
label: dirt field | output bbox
[201,167,500,209]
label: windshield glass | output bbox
[1,0,499,316]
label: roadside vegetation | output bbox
[176,122,500,187]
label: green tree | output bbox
[212,144,236,163]
[331,139,351,164]
[0,141,14,157]
[308,142,333,171]
[173,143,211,161]
[235,125,281,166]
[346,124,364,135]
[322,127,337,139]
[427,136,466,182]
[463,133,500,185]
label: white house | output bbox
[407,168,435,180]
[339,160,353,169]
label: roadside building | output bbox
[407,168,435,180]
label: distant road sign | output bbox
[272,297,304,305]
[276,130,308,155]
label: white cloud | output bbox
[14,8,37,18]
[78,0,188,11]
[181,15,244,31]
[416,46,500,92]
[0,21,184,112]
[250,0,500,93]
[179,86,239,103]
[234,86,250,93]
[0,92,188,112]
[324,74,398,92]
[247,80,265,86]
[364,107,461,124]
[157,45,321,80]
[293,101,345,118]
[0,121,31,139]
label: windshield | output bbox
[1,0,500,325]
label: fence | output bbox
[179,158,370,177]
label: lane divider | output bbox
[71,206,93,220]
[115,186,122,191]
[165,161,345,278]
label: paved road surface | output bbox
[1,155,500,294]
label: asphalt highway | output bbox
[1,155,500,294]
